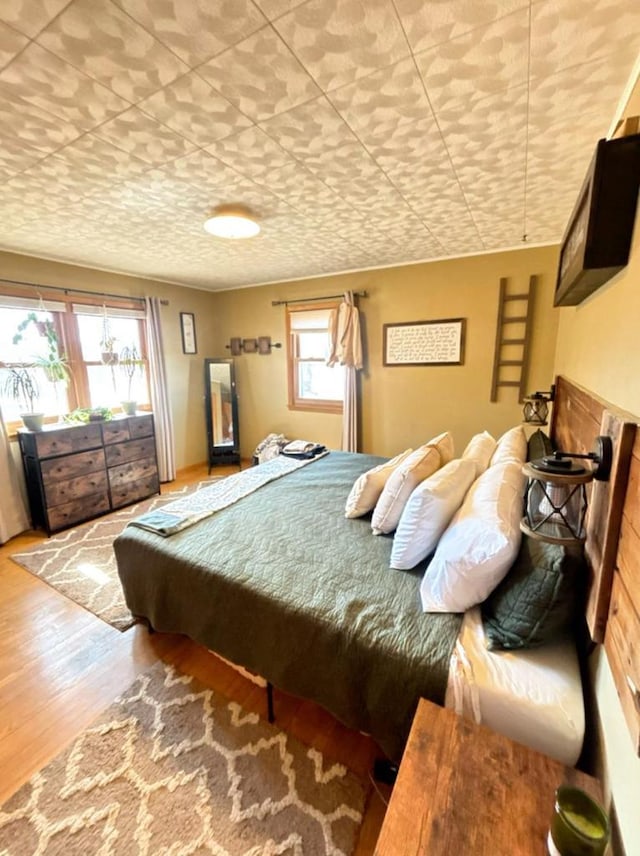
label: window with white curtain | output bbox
[286,302,344,413]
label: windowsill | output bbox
[6,405,153,438]
[288,401,343,415]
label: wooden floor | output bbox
[0,462,389,852]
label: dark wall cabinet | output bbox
[555,133,640,306]
[18,414,160,535]
[204,358,240,470]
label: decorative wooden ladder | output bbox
[490,275,537,402]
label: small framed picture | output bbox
[242,338,258,353]
[258,336,272,355]
[180,312,197,354]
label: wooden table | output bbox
[375,699,602,855]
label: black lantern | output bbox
[520,436,612,544]
[522,385,555,426]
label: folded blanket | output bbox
[129,450,330,536]
[125,508,213,536]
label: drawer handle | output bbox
[626,675,640,713]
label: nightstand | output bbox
[375,698,602,855]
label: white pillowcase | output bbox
[371,436,451,535]
[344,449,413,518]
[490,425,527,466]
[461,431,496,478]
[419,460,525,613]
[390,458,477,570]
[430,431,455,465]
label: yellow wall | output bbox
[1,244,560,468]
[212,244,560,459]
[553,180,640,854]
[0,251,217,470]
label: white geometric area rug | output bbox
[0,662,367,856]
[10,479,222,632]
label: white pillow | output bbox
[430,431,455,465]
[490,425,527,466]
[461,431,496,478]
[344,449,413,518]
[391,458,477,570]
[371,442,444,535]
[419,460,525,612]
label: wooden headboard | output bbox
[606,433,640,753]
[550,376,636,643]
[551,376,640,754]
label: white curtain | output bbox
[342,367,358,452]
[0,406,30,543]
[327,291,363,453]
[145,297,176,482]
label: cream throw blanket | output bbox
[129,451,329,536]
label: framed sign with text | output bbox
[383,318,466,366]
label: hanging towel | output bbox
[327,292,363,369]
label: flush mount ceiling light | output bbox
[203,204,260,239]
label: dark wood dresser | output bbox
[18,414,159,535]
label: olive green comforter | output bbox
[114,451,462,761]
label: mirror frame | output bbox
[204,358,240,470]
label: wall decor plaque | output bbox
[383,318,465,366]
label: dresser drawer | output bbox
[41,448,106,486]
[111,474,160,509]
[44,470,108,508]
[108,456,158,489]
[48,492,110,531]
[128,415,154,439]
[105,437,156,468]
[35,423,102,458]
[102,421,131,445]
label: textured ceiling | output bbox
[0,0,638,291]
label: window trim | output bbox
[286,300,343,415]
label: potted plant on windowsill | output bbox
[3,366,44,431]
[13,312,72,420]
[118,344,144,415]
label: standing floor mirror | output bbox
[204,358,240,471]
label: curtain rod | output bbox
[0,277,150,305]
[271,290,367,307]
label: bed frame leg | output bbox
[373,758,398,785]
[267,681,275,723]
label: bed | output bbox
[114,377,635,766]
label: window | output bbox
[286,303,343,413]
[73,306,149,411]
[0,303,68,423]
[0,290,150,431]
